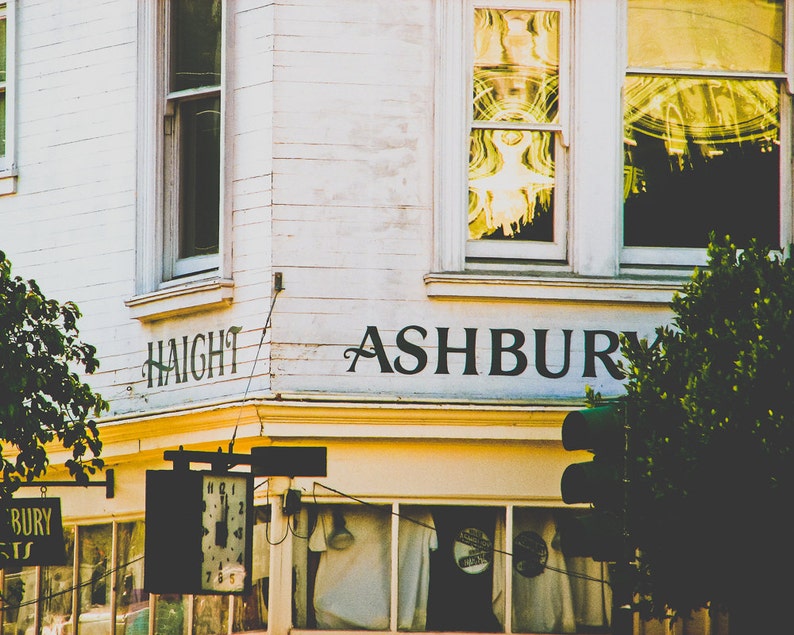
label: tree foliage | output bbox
[618,236,794,627]
[0,250,107,500]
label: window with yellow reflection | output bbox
[468,3,568,262]
[623,0,784,253]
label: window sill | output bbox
[0,170,18,195]
[424,271,683,305]
[125,278,234,322]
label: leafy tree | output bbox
[0,250,107,500]
[618,236,794,633]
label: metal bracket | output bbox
[163,446,327,477]
[17,468,115,499]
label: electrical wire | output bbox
[310,482,609,586]
[228,286,282,453]
[0,555,145,611]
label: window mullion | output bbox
[390,503,399,632]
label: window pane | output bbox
[628,0,784,73]
[425,506,503,632]
[0,91,7,158]
[154,595,188,635]
[469,128,555,242]
[193,595,229,635]
[232,506,270,633]
[42,526,75,634]
[307,504,392,630]
[473,9,559,125]
[2,566,37,635]
[78,524,113,635]
[171,0,221,92]
[511,509,610,634]
[179,96,220,260]
[0,17,6,80]
[624,77,779,248]
[116,521,149,635]
[396,506,437,632]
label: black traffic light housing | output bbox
[559,404,626,562]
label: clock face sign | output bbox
[200,474,251,593]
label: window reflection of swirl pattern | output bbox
[469,9,560,242]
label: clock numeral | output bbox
[219,481,226,495]
[206,571,212,583]
[207,481,214,494]
[238,501,244,515]
[237,553,244,565]
[233,527,243,539]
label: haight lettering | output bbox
[344,325,660,379]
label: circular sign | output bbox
[453,527,493,574]
[513,531,548,578]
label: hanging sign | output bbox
[0,498,66,567]
[513,530,548,578]
[453,527,493,575]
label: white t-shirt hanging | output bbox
[309,506,437,630]
[511,509,577,633]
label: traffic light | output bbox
[558,404,625,562]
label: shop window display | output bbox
[293,504,610,634]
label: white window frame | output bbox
[620,1,794,269]
[0,0,16,195]
[162,0,224,281]
[433,0,794,293]
[129,0,233,321]
[436,0,571,273]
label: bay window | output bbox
[432,0,792,292]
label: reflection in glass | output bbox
[116,521,149,635]
[171,0,222,92]
[232,506,270,633]
[154,595,188,635]
[469,9,559,242]
[2,566,37,635]
[628,0,784,73]
[78,524,113,635]
[42,526,75,635]
[179,96,221,260]
[624,77,779,248]
[193,595,229,635]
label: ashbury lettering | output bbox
[345,325,658,378]
[142,327,242,388]
[0,507,53,561]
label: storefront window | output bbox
[116,521,148,635]
[294,503,609,634]
[2,565,37,635]
[77,524,113,633]
[231,506,270,633]
[41,526,75,635]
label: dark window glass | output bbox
[624,77,779,248]
[179,96,221,260]
[171,0,221,92]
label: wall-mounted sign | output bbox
[454,527,493,575]
[0,499,66,567]
[141,326,242,388]
[345,325,659,379]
